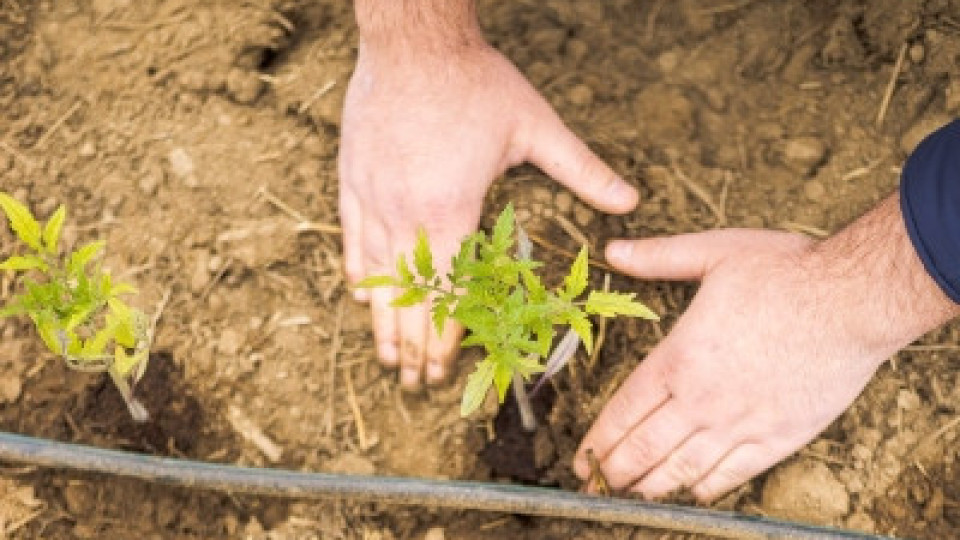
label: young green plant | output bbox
[0,192,151,422]
[356,204,659,417]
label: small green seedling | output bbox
[0,192,151,422]
[357,204,659,417]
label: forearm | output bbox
[809,193,960,354]
[353,0,483,53]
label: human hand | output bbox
[339,17,638,389]
[574,196,959,502]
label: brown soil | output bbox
[1,0,960,538]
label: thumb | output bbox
[526,110,638,214]
[605,229,798,281]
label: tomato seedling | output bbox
[0,192,151,421]
[357,204,659,417]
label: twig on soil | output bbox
[912,415,960,459]
[344,365,374,450]
[551,213,591,249]
[227,405,283,463]
[778,221,829,238]
[697,0,757,14]
[840,157,885,182]
[587,273,611,371]
[4,508,43,537]
[33,100,82,150]
[645,0,666,43]
[199,257,232,302]
[395,385,412,424]
[526,232,616,272]
[670,163,726,225]
[256,187,342,234]
[876,42,909,128]
[323,301,346,436]
[298,81,337,115]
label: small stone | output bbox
[167,148,195,178]
[761,458,850,523]
[780,136,827,176]
[78,141,96,158]
[564,38,589,65]
[225,68,265,105]
[657,49,681,73]
[38,197,58,217]
[566,83,594,107]
[573,202,594,227]
[802,180,826,202]
[217,328,243,356]
[530,186,553,204]
[0,376,21,404]
[908,42,925,64]
[896,388,921,411]
[554,191,574,214]
[138,165,163,196]
[178,68,208,92]
[423,527,445,540]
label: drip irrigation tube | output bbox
[0,431,891,540]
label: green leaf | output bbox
[561,245,589,300]
[391,287,428,308]
[112,346,145,378]
[432,296,451,335]
[413,228,435,280]
[585,290,660,320]
[111,282,139,296]
[514,354,545,378]
[353,275,399,289]
[0,192,42,251]
[0,298,28,318]
[81,320,118,357]
[42,205,66,254]
[68,240,105,275]
[0,254,47,272]
[567,309,594,353]
[493,361,514,402]
[461,359,495,416]
[491,203,515,254]
[33,313,64,354]
[397,254,414,285]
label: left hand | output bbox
[574,208,955,501]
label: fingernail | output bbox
[378,342,398,365]
[607,241,633,262]
[426,360,444,383]
[400,366,420,388]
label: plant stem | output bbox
[512,372,537,432]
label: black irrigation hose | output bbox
[0,431,891,540]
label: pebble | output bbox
[908,42,925,65]
[423,527,445,540]
[167,148,195,178]
[761,458,850,523]
[217,328,243,356]
[38,196,58,217]
[780,136,827,176]
[566,83,594,107]
[573,202,594,227]
[564,38,589,65]
[530,186,553,204]
[138,163,163,196]
[77,141,97,158]
[0,376,21,404]
[802,180,826,202]
[225,67,265,105]
[178,69,209,93]
[554,191,574,214]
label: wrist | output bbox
[354,0,484,55]
[806,193,960,356]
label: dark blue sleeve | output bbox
[900,119,960,304]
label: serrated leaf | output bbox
[567,309,593,353]
[353,275,399,289]
[413,228,435,280]
[397,253,414,285]
[432,296,451,335]
[585,290,660,320]
[68,240,105,275]
[0,254,47,272]
[493,362,513,403]
[42,205,66,254]
[461,359,496,416]
[0,192,42,251]
[391,287,428,308]
[561,245,589,300]
[491,203,515,254]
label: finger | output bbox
[339,187,367,301]
[691,442,787,503]
[595,401,698,491]
[425,319,464,385]
[631,432,734,500]
[527,110,638,215]
[574,352,670,480]
[370,286,399,367]
[398,302,430,389]
[605,229,796,282]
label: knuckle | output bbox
[623,430,664,468]
[666,453,703,487]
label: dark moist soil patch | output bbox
[480,384,557,484]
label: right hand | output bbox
[339,36,639,389]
